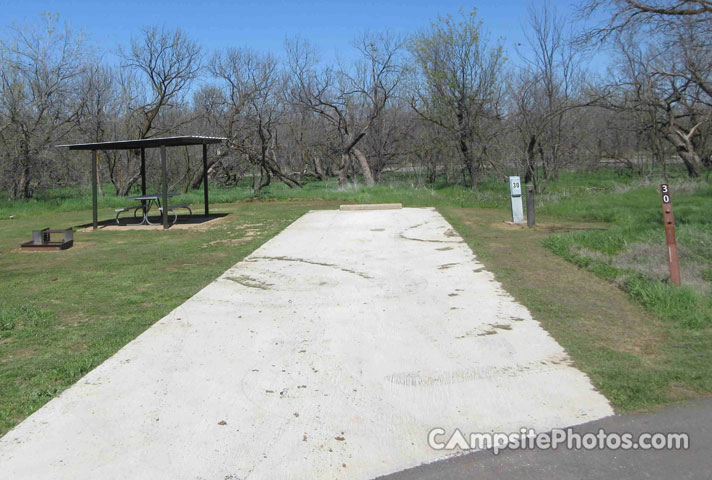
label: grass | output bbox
[540,177,712,328]
[0,176,508,218]
[0,166,710,436]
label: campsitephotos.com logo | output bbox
[428,427,690,455]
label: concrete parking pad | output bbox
[0,208,613,479]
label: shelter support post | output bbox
[161,145,168,229]
[203,143,209,216]
[92,150,98,230]
[140,148,147,211]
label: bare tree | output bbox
[0,14,85,199]
[581,0,712,176]
[511,4,588,190]
[211,48,300,194]
[75,61,124,196]
[582,0,712,41]
[363,97,409,181]
[121,26,201,139]
[409,9,506,188]
[287,34,403,186]
[105,26,202,195]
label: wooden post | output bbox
[161,145,168,230]
[203,143,209,216]
[660,184,681,286]
[526,185,535,227]
[91,150,98,230]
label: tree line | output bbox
[1,2,711,201]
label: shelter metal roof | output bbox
[57,136,226,151]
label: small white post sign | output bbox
[509,176,524,223]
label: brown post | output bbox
[203,143,209,216]
[660,184,681,286]
[161,145,168,230]
[91,150,98,230]
[526,185,535,227]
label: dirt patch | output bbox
[12,241,96,254]
[203,229,260,248]
[665,384,700,401]
[490,221,607,233]
[0,345,39,364]
[78,214,232,232]
[205,237,254,247]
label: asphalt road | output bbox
[378,398,712,480]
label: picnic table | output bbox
[115,193,191,226]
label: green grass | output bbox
[0,175,508,218]
[0,166,710,435]
[540,177,712,328]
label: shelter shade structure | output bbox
[58,136,226,230]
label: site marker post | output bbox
[660,184,681,286]
[509,176,525,224]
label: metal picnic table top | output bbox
[128,193,179,201]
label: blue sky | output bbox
[1,0,595,66]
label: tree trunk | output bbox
[524,135,537,184]
[253,166,271,195]
[352,148,375,186]
[312,156,327,181]
[677,149,703,178]
[96,157,104,197]
[117,171,142,196]
[457,133,477,188]
[666,129,703,178]
[20,162,32,199]
[459,155,477,189]
[338,153,351,186]
[191,158,218,190]
[267,148,301,188]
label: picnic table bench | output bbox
[115,194,191,226]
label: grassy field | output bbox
[0,168,710,435]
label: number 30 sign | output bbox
[661,184,671,204]
[660,184,681,285]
